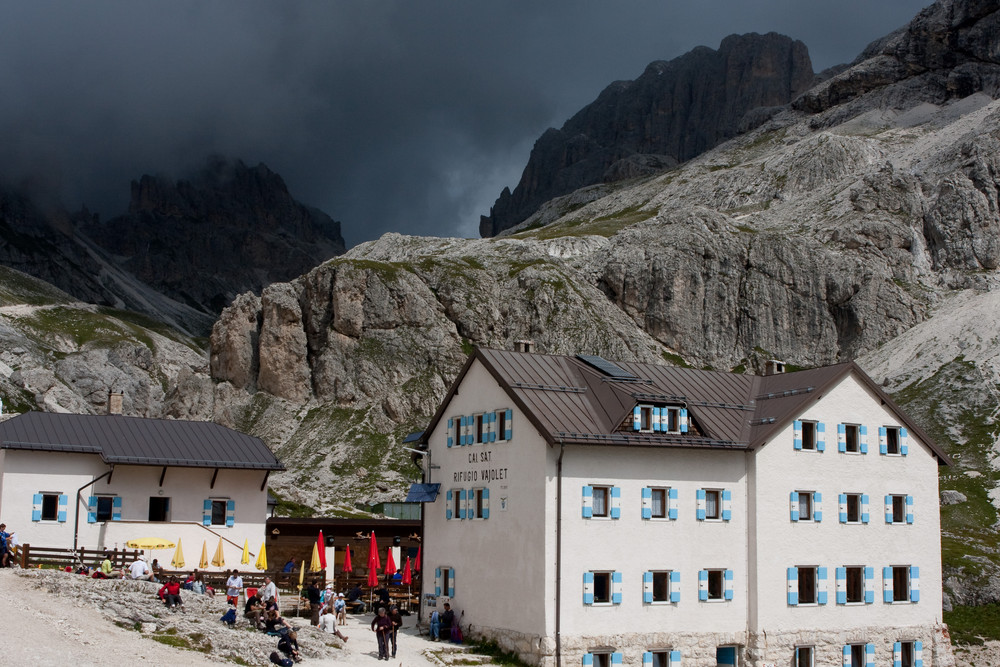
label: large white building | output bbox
[0,411,283,568]
[416,348,952,667]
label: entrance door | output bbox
[716,646,737,667]
[149,497,170,521]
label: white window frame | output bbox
[704,489,721,520]
[650,487,668,519]
[797,490,814,522]
[891,565,911,603]
[795,645,814,667]
[39,492,61,522]
[648,570,673,604]
[592,485,610,518]
[640,405,654,432]
[591,571,613,605]
[705,569,724,601]
[884,425,901,455]
[845,493,863,524]
[844,565,864,605]
[800,420,818,450]
[797,565,818,605]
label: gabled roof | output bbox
[0,412,284,471]
[421,348,949,465]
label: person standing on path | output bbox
[307,579,322,626]
[370,606,393,660]
[387,604,403,658]
[226,569,243,606]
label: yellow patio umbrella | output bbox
[309,541,322,572]
[211,537,226,568]
[126,538,175,550]
[170,538,185,569]
[199,540,209,569]
[255,541,268,571]
[241,539,250,566]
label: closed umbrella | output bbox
[368,531,381,571]
[317,530,327,570]
[296,561,306,616]
[414,545,421,572]
[384,545,396,576]
[211,537,225,568]
[343,544,353,573]
[401,557,412,585]
[309,542,322,572]
[199,541,209,569]
[170,539,185,569]
[241,539,250,566]
[255,542,268,571]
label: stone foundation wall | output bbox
[461,623,956,667]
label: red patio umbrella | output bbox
[343,544,353,573]
[367,563,379,587]
[368,531,381,571]
[414,545,421,572]
[401,556,412,585]
[317,530,327,569]
[384,545,396,575]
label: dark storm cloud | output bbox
[0,1,931,245]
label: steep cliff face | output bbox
[84,157,346,315]
[480,32,814,237]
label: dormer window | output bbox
[640,406,653,432]
[632,405,689,434]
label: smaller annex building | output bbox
[0,411,283,568]
[416,348,951,667]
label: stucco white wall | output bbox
[750,373,944,632]
[423,360,551,636]
[0,450,270,571]
[558,444,748,637]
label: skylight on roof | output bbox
[576,354,637,379]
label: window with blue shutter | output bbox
[817,567,828,604]
[793,420,802,450]
[787,567,798,605]
[112,496,122,521]
[582,486,593,518]
[696,489,706,521]
[724,569,734,600]
[57,494,68,522]
[670,571,681,602]
[698,569,709,601]
[87,496,98,523]
[583,572,595,605]
[816,422,825,451]
[447,418,454,448]
[721,489,732,521]
[611,571,622,604]
[610,487,621,519]
[910,566,920,602]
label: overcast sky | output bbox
[0,1,932,246]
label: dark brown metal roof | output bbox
[0,412,284,470]
[421,348,949,464]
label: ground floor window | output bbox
[148,497,170,522]
[41,493,59,521]
[583,651,621,667]
[96,496,114,522]
[795,646,813,667]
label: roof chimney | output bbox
[108,390,124,415]
[764,360,786,376]
[514,339,535,353]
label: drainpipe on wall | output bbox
[555,443,565,667]
[73,469,113,553]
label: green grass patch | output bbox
[467,639,532,666]
[662,351,691,368]
[945,603,1000,645]
[512,203,658,241]
[151,634,191,649]
[0,265,70,306]
[269,488,316,518]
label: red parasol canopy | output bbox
[368,531,381,571]
[317,530,327,569]
[384,545,396,575]
[414,545,421,572]
[343,544,353,573]
[401,556,412,585]
[367,565,379,587]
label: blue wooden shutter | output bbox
[789,491,800,521]
[633,406,641,431]
[447,418,454,448]
[724,569,734,600]
[696,489,706,521]
[883,566,893,602]
[816,422,826,451]
[910,566,920,602]
[459,489,467,519]
[611,571,622,604]
[583,572,594,605]
[87,496,98,523]
[679,408,688,433]
[582,655,594,667]
[582,485,593,518]
[448,568,455,597]
[838,494,847,523]
[787,567,798,605]
[467,488,476,520]
[817,567,828,604]
[504,408,512,440]
[793,420,802,450]
[861,495,870,524]
[481,487,490,519]
[57,494,68,522]
[906,495,914,524]
[698,569,708,601]
[112,495,123,521]
[885,495,894,523]
[652,407,661,432]
[813,492,823,522]
[669,651,681,667]
[838,423,847,452]
[611,653,623,666]
[864,566,875,603]
[670,571,681,602]
[836,567,847,604]
[860,425,868,453]
[203,499,212,526]
[643,571,653,603]
[226,499,235,527]
[668,488,678,520]
[642,652,653,667]
[914,641,923,667]
[842,646,851,667]
[879,426,888,454]
[490,411,497,442]
[31,493,42,522]
[641,487,652,520]
[434,567,442,596]
[893,642,902,667]
[900,427,908,455]
[721,489,732,521]
[610,486,621,519]
[865,643,875,667]
[446,490,453,520]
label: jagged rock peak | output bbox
[479,32,814,237]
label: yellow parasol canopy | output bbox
[309,541,322,572]
[211,537,226,568]
[199,540,209,569]
[255,542,267,570]
[170,538,185,569]
[241,539,250,566]
[126,538,175,550]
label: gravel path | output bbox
[0,568,488,666]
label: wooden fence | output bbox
[15,544,141,570]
